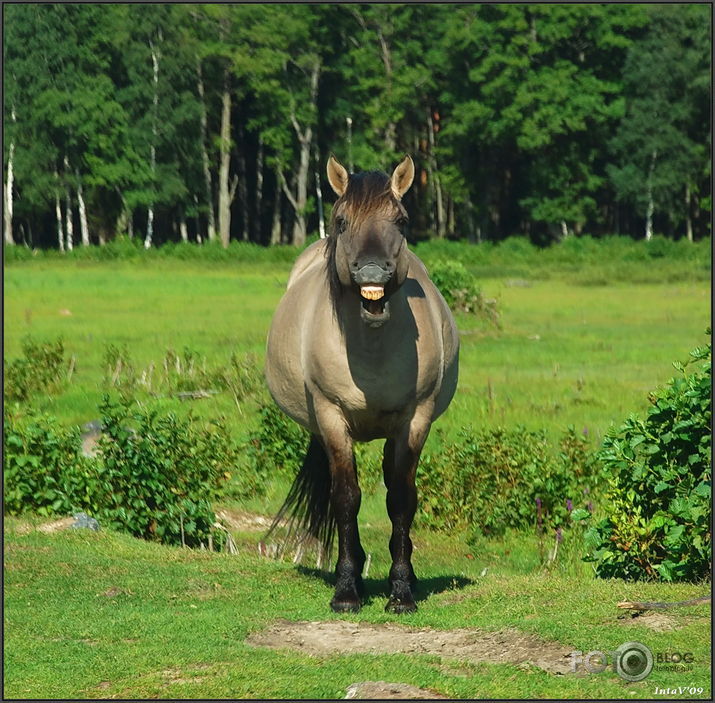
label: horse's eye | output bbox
[396,217,409,229]
[335,216,347,235]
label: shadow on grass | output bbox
[297,565,474,607]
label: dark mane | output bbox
[325,170,396,320]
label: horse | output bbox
[264,154,459,613]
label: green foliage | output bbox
[93,395,238,546]
[417,425,603,541]
[244,401,310,481]
[4,337,69,402]
[584,335,712,581]
[428,259,500,326]
[3,397,255,548]
[3,409,87,516]
[4,4,710,249]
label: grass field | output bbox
[4,241,710,448]
[3,237,712,699]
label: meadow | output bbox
[3,235,712,699]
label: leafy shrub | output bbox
[3,397,253,548]
[3,409,87,516]
[429,259,500,325]
[4,337,70,402]
[417,426,603,540]
[584,336,712,582]
[244,401,310,480]
[94,395,238,546]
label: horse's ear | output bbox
[391,155,415,200]
[327,154,349,197]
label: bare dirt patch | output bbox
[619,612,694,632]
[345,681,448,699]
[216,508,275,532]
[246,620,578,675]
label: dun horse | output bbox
[265,155,459,613]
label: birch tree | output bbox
[4,108,16,245]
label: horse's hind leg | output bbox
[382,420,428,614]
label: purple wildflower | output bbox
[566,499,573,512]
[587,501,594,512]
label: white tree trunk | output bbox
[270,177,282,245]
[645,149,656,241]
[255,136,264,242]
[685,183,693,242]
[55,178,64,252]
[63,156,74,251]
[4,109,15,245]
[218,69,232,249]
[76,174,90,245]
[145,35,161,250]
[285,61,320,247]
[426,108,446,238]
[179,215,188,243]
[196,59,217,242]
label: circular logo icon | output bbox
[615,641,654,682]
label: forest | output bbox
[3,3,711,249]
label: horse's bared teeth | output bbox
[360,286,384,301]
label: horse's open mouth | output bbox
[359,285,389,324]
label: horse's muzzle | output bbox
[353,263,392,286]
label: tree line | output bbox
[3,3,711,250]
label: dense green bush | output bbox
[4,337,69,402]
[417,425,602,539]
[3,397,254,548]
[94,396,238,546]
[3,409,87,516]
[428,259,500,325]
[584,336,712,582]
[244,401,310,480]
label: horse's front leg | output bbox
[317,407,366,613]
[382,413,430,614]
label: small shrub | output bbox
[4,337,70,402]
[94,395,239,546]
[429,259,500,325]
[584,335,712,582]
[3,409,87,516]
[244,401,310,480]
[3,396,254,548]
[417,425,602,542]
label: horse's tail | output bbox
[264,435,335,561]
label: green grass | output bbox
[4,246,710,449]
[5,506,711,700]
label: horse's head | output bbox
[326,155,415,327]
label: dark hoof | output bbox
[331,597,362,613]
[385,596,417,614]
